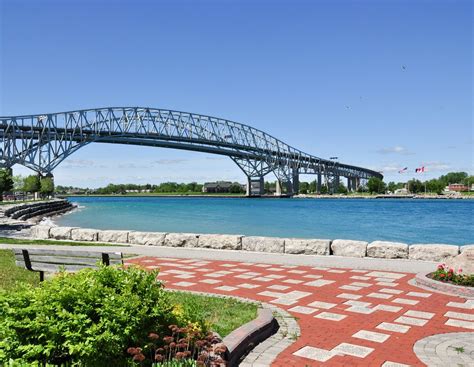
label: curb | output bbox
[414,272,474,299]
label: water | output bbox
[55,197,474,245]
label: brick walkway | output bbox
[127,256,474,367]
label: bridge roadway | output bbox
[0,107,382,195]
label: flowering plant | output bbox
[432,264,474,287]
[127,324,227,366]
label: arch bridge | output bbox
[0,107,382,196]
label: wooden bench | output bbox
[14,249,123,281]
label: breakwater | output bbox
[31,224,473,262]
[4,200,75,221]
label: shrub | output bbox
[0,265,181,366]
[432,264,474,287]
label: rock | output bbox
[445,248,474,275]
[331,239,368,257]
[367,241,409,259]
[30,225,51,239]
[165,233,199,247]
[129,231,167,246]
[409,244,459,262]
[198,234,243,250]
[97,230,129,244]
[71,228,98,242]
[49,226,77,240]
[284,238,330,255]
[461,245,474,253]
[242,236,284,253]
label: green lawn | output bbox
[0,250,258,337]
[0,249,39,291]
[167,291,258,337]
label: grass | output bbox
[167,291,258,337]
[0,249,39,291]
[0,236,129,247]
[64,192,245,197]
[0,250,259,338]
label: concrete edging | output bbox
[30,224,469,263]
[414,272,474,299]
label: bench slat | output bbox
[16,260,101,273]
[22,255,122,266]
[13,248,123,259]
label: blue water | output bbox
[56,197,474,245]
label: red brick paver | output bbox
[126,256,474,367]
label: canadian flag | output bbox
[415,166,425,173]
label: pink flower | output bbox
[458,268,463,273]
[437,264,444,270]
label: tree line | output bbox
[0,170,55,200]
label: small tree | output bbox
[40,177,55,197]
[367,177,386,194]
[0,169,14,201]
[23,175,41,195]
[337,183,348,194]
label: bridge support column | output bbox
[354,177,360,191]
[317,172,322,194]
[275,180,282,196]
[246,176,264,197]
[291,169,299,195]
[332,175,340,194]
[347,177,352,192]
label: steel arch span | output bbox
[0,107,382,195]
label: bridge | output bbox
[0,107,382,196]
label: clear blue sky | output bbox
[1,0,472,187]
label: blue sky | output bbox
[1,0,472,187]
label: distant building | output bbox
[394,188,408,195]
[202,181,244,193]
[447,183,469,192]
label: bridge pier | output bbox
[246,176,264,197]
[347,177,352,192]
[291,169,299,195]
[317,172,322,194]
[275,180,282,196]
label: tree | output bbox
[367,177,386,194]
[387,181,397,193]
[425,179,444,194]
[439,172,468,186]
[320,185,328,194]
[0,169,14,201]
[13,175,25,192]
[407,179,424,193]
[337,183,348,194]
[23,175,41,194]
[299,182,309,194]
[40,177,55,197]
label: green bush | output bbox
[0,265,179,366]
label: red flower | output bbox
[175,352,185,360]
[132,353,146,362]
[163,336,174,344]
[148,333,159,340]
[440,273,445,278]
[437,264,444,270]
[155,353,164,362]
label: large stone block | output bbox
[242,236,284,253]
[446,247,474,275]
[367,241,409,259]
[71,228,98,242]
[30,225,51,239]
[331,239,368,257]
[461,244,474,253]
[284,238,330,255]
[49,226,77,240]
[198,234,242,250]
[98,230,129,244]
[409,244,459,262]
[129,231,166,246]
[165,233,199,248]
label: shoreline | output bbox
[59,193,474,200]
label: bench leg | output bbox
[39,271,44,282]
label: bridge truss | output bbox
[0,107,382,195]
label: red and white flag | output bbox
[415,166,425,173]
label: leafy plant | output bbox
[0,265,181,366]
[432,264,474,287]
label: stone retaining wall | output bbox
[4,200,75,221]
[30,224,470,262]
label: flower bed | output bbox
[430,264,474,287]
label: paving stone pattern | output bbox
[127,256,474,366]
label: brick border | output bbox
[167,289,299,367]
[414,272,474,298]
